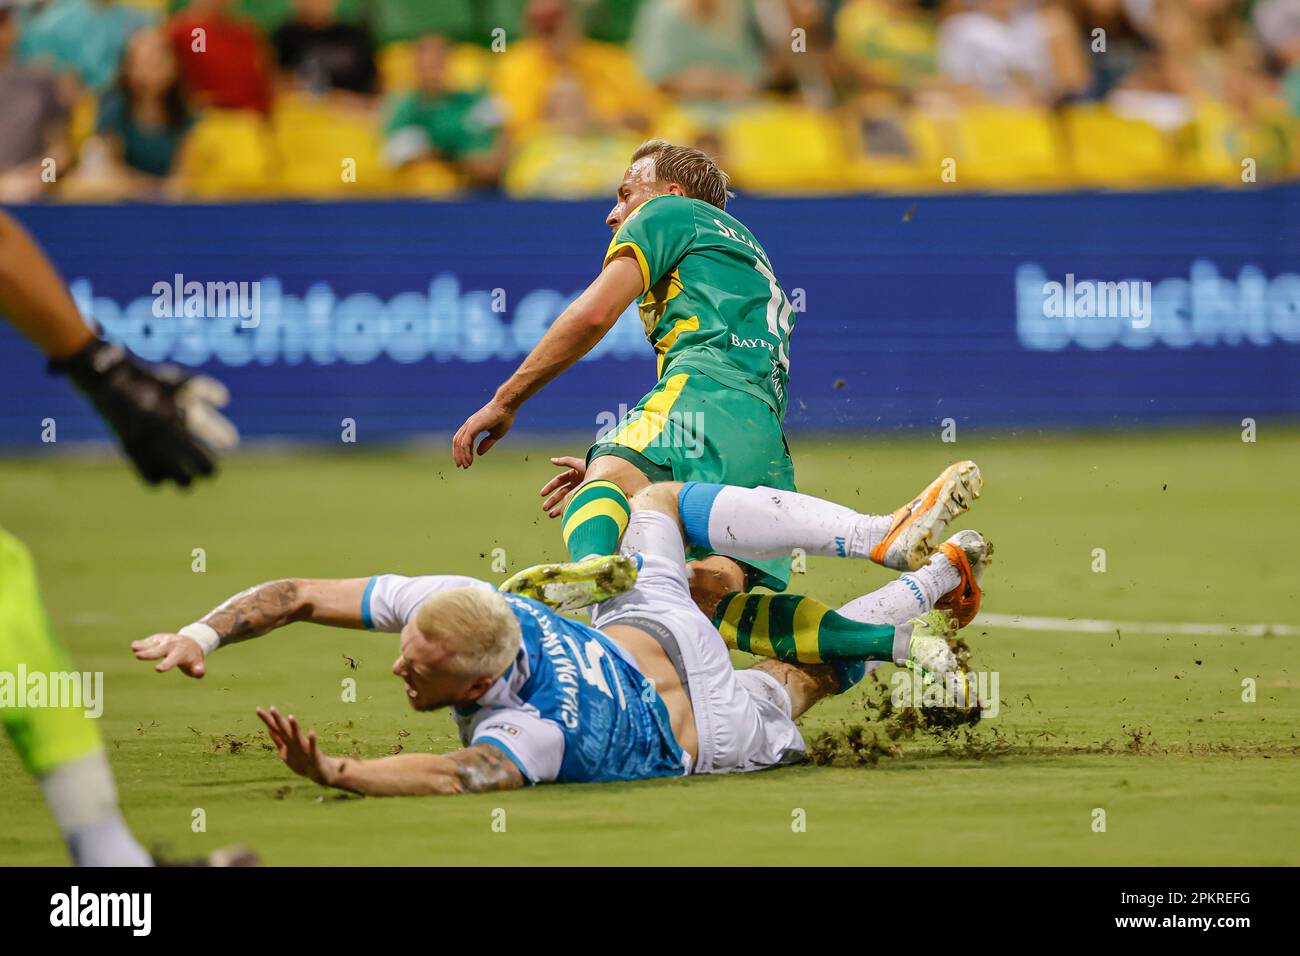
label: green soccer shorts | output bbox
[0,527,103,775]
[586,368,797,590]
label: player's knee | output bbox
[628,481,683,517]
[687,557,745,619]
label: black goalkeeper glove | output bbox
[49,338,239,487]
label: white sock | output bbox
[40,751,152,867]
[838,553,959,626]
[683,484,892,561]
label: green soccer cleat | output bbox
[500,554,639,613]
[916,607,959,642]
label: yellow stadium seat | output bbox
[377,42,494,95]
[270,95,396,197]
[503,130,642,199]
[950,105,1066,188]
[644,103,707,151]
[1063,105,1176,186]
[178,110,277,199]
[722,102,852,193]
[377,42,415,93]
[1184,100,1238,182]
[447,44,493,91]
[392,158,465,197]
[1182,100,1293,183]
[844,108,949,189]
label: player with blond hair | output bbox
[132,466,989,795]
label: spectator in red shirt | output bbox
[167,0,272,114]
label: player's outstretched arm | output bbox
[0,210,96,358]
[132,578,372,678]
[0,210,238,487]
[257,706,526,796]
[451,254,643,468]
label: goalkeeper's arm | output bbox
[131,578,372,678]
[0,210,237,486]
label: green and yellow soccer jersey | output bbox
[604,195,796,418]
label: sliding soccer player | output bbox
[130,476,988,795]
[0,210,236,865]
[453,140,809,613]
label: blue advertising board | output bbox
[1,186,1297,449]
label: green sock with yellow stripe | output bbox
[712,592,897,665]
[561,480,631,560]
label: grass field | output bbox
[2,428,1297,866]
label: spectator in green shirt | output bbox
[383,34,506,187]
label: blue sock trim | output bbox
[360,576,377,630]
[830,658,867,695]
[677,481,726,549]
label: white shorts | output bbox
[591,511,806,775]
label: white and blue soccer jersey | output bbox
[362,574,687,785]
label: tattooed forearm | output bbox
[447,744,526,793]
[326,745,526,796]
[200,579,305,647]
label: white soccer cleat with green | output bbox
[898,610,973,707]
[500,553,638,613]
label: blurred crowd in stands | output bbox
[1,0,1297,202]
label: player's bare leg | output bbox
[751,659,841,719]
[684,554,745,618]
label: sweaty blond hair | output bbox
[631,139,731,210]
[413,587,521,678]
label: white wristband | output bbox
[179,622,221,656]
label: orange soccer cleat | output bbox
[933,530,993,628]
[870,460,983,571]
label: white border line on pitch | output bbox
[976,613,1298,638]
